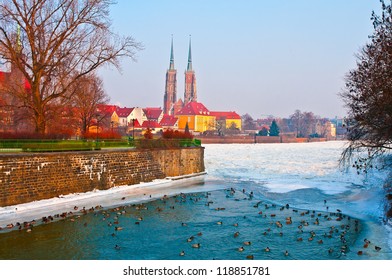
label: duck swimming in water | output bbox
[179,251,185,256]
[192,243,201,248]
[238,247,245,252]
[265,247,270,252]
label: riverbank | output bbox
[0,172,206,231]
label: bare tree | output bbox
[0,0,142,134]
[71,73,109,135]
[290,110,303,137]
[290,110,316,138]
[241,113,256,131]
[340,0,392,172]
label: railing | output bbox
[0,138,202,153]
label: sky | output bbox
[99,0,382,119]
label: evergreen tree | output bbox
[269,120,280,136]
[258,127,269,136]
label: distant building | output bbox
[160,114,178,130]
[143,107,163,123]
[163,36,197,115]
[210,111,242,130]
[184,37,197,104]
[163,37,177,116]
[140,120,162,133]
[176,101,215,133]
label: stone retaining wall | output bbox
[0,147,204,207]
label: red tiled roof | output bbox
[128,119,141,128]
[143,107,163,120]
[210,111,241,120]
[160,114,178,126]
[176,101,210,116]
[97,104,119,114]
[141,120,162,129]
[116,107,134,117]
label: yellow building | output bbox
[176,101,215,133]
[210,111,242,130]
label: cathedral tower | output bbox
[163,36,177,115]
[184,36,197,104]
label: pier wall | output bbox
[0,147,205,207]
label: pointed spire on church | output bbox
[187,35,192,71]
[169,35,175,70]
[16,24,22,53]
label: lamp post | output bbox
[132,118,136,139]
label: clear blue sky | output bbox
[99,0,381,119]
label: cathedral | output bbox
[163,37,241,133]
[163,36,197,116]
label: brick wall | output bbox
[0,147,204,207]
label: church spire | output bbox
[169,35,174,70]
[16,24,22,53]
[187,35,192,71]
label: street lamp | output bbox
[132,118,136,139]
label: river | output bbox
[0,141,391,260]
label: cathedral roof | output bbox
[176,101,211,116]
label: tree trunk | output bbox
[34,110,46,134]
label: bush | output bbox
[83,130,122,140]
[162,128,193,139]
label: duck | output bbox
[375,246,382,251]
[115,226,123,231]
[265,247,270,252]
[217,221,223,225]
[115,245,121,250]
[192,243,201,248]
[179,250,185,256]
[318,240,323,244]
[197,232,203,236]
[357,251,363,255]
[233,223,239,227]
[238,247,245,252]
[234,232,240,238]
[243,241,251,246]
[328,248,333,254]
[187,236,194,242]
[246,255,254,260]
[284,250,289,256]
[297,237,303,242]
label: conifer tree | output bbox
[269,120,280,137]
